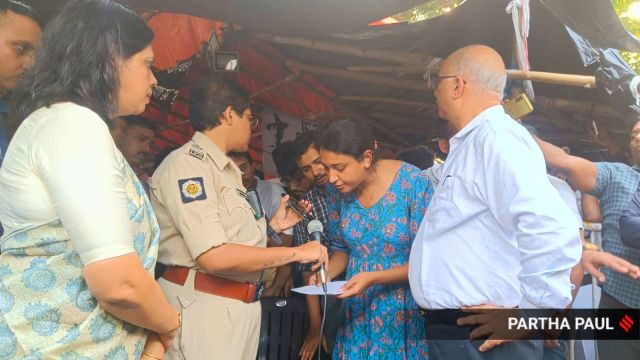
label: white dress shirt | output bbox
[547,175,582,230]
[409,105,581,310]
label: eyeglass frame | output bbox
[430,74,467,88]
[280,173,304,187]
[248,114,260,130]
[221,108,261,130]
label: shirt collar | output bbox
[451,105,504,142]
[191,131,232,171]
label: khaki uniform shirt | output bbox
[151,132,266,283]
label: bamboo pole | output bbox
[286,60,431,91]
[250,72,301,98]
[535,96,624,120]
[507,70,596,89]
[346,65,426,73]
[246,39,412,146]
[346,66,598,89]
[247,39,338,103]
[240,65,316,116]
[251,32,431,65]
[340,95,435,109]
[252,33,600,89]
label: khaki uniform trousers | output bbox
[159,269,261,360]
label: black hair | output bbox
[122,115,157,133]
[12,0,153,123]
[397,146,434,170]
[154,146,176,169]
[316,118,379,165]
[272,141,299,178]
[228,151,252,163]
[189,75,250,132]
[293,131,318,160]
[0,0,42,28]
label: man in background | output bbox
[0,0,42,239]
[0,0,42,166]
[229,151,294,297]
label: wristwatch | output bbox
[267,223,283,245]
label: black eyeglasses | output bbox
[281,174,303,187]
[430,74,466,88]
[249,115,260,130]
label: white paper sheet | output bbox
[292,281,347,295]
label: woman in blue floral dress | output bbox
[313,119,433,359]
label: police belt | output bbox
[162,266,263,303]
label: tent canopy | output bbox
[29,0,640,154]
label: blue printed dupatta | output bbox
[0,160,159,360]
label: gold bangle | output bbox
[162,311,181,335]
[142,351,162,360]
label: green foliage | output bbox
[392,0,465,23]
[395,1,640,73]
[613,0,640,73]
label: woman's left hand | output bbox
[269,194,312,233]
[337,272,376,299]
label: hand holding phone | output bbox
[281,193,313,220]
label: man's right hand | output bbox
[581,250,640,282]
[296,241,329,271]
[299,324,328,360]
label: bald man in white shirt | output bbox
[408,45,582,360]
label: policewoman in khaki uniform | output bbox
[150,77,328,360]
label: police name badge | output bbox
[188,148,205,160]
[178,177,207,203]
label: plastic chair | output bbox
[257,297,309,360]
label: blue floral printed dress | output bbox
[327,162,433,359]
[0,159,159,359]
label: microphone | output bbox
[307,219,327,293]
[245,189,264,220]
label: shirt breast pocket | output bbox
[220,188,249,217]
[429,175,461,226]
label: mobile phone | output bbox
[281,193,313,220]
[503,93,534,120]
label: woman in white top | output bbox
[0,1,179,358]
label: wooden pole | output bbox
[340,95,435,109]
[252,33,599,89]
[347,66,598,89]
[535,96,624,120]
[247,39,338,103]
[247,38,413,146]
[251,31,432,65]
[250,72,301,99]
[286,60,431,91]
[346,65,426,74]
[507,70,596,89]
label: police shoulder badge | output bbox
[188,148,205,160]
[178,177,207,203]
